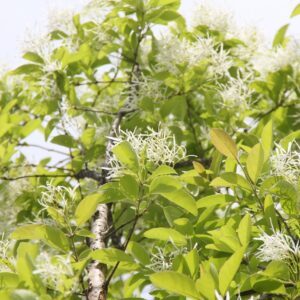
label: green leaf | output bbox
[112,141,139,172]
[75,193,103,225]
[210,172,252,191]
[149,165,177,179]
[263,261,290,281]
[290,3,300,17]
[237,214,251,247]
[149,175,182,193]
[272,24,289,47]
[11,64,41,75]
[150,271,201,300]
[51,134,75,148]
[197,194,235,208]
[280,130,300,149]
[127,241,150,265]
[119,175,139,200]
[184,249,199,279]
[144,227,187,245]
[218,247,245,295]
[91,248,135,265]
[210,128,238,159]
[0,273,19,288]
[22,52,44,64]
[11,225,69,252]
[161,189,198,216]
[261,120,273,162]
[81,127,95,148]
[264,195,278,231]
[246,143,264,183]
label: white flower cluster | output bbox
[156,34,232,77]
[192,1,234,34]
[106,126,187,178]
[33,252,79,293]
[123,74,168,107]
[39,183,77,213]
[255,230,299,262]
[251,39,300,78]
[60,98,86,139]
[270,141,300,186]
[47,8,76,34]
[0,237,15,272]
[218,73,252,110]
[147,244,188,272]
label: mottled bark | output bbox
[88,204,108,300]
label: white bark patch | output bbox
[88,203,108,300]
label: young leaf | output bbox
[261,120,273,162]
[290,3,300,17]
[150,271,201,300]
[246,143,264,183]
[144,227,187,245]
[272,24,289,47]
[10,224,69,252]
[237,214,251,247]
[112,141,139,172]
[210,128,237,159]
[210,172,252,192]
[218,247,245,295]
[127,241,151,265]
[119,175,139,200]
[75,193,103,225]
[161,189,198,216]
[197,194,235,208]
[149,175,182,193]
[91,248,135,266]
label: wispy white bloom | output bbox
[0,236,15,272]
[209,44,233,77]
[218,72,252,109]
[124,74,168,106]
[47,8,76,34]
[230,26,265,61]
[33,252,79,293]
[270,141,300,186]
[106,126,187,178]
[215,290,230,300]
[192,1,235,34]
[38,183,77,214]
[251,39,300,77]
[60,98,86,139]
[255,230,299,262]
[156,35,215,73]
[156,34,232,77]
[147,243,188,272]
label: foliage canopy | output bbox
[0,0,300,299]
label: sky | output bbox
[1,0,300,163]
[0,0,300,69]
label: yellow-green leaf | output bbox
[210,128,237,159]
[219,247,245,295]
[237,214,251,247]
[261,120,273,162]
[273,24,289,47]
[112,141,139,172]
[75,193,103,225]
[290,3,300,17]
[150,271,201,300]
[246,143,264,183]
[144,227,187,245]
